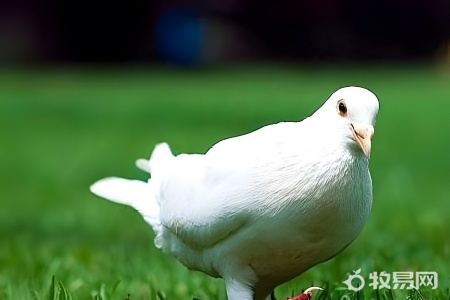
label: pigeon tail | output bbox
[90,177,161,236]
[136,143,174,174]
[90,143,176,246]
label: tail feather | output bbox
[90,143,174,245]
[90,177,161,232]
[135,143,174,174]
[90,177,147,207]
[136,158,151,173]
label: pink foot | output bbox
[286,287,323,300]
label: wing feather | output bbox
[157,154,251,249]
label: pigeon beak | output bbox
[350,124,374,158]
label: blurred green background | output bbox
[0,65,449,299]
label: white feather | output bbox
[90,177,161,235]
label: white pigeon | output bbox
[90,86,379,300]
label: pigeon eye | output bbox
[338,101,347,115]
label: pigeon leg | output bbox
[225,278,254,300]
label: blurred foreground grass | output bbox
[0,64,449,299]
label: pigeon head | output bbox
[316,86,379,158]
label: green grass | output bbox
[0,64,449,299]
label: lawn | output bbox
[0,64,449,299]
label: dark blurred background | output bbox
[1,0,449,65]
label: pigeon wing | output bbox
[156,153,253,250]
